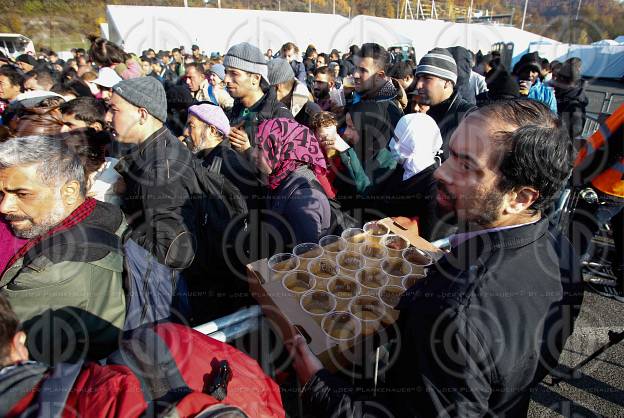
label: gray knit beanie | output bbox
[112,77,167,122]
[223,42,268,82]
[268,58,295,85]
[415,48,458,84]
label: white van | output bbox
[0,33,35,59]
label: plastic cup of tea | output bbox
[341,228,366,251]
[356,267,389,296]
[402,247,434,275]
[282,270,316,299]
[321,311,361,345]
[381,257,412,287]
[318,235,347,261]
[336,251,365,278]
[300,290,337,323]
[381,234,409,258]
[328,276,361,310]
[293,243,324,270]
[268,253,300,282]
[307,258,339,290]
[361,243,387,268]
[363,221,389,244]
[348,295,385,336]
[402,273,426,289]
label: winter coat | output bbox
[426,90,475,159]
[116,126,198,270]
[280,79,322,128]
[302,218,584,417]
[229,88,293,146]
[528,79,558,113]
[266,166,331,249]
[556,81,588,140]
[0,201,127,364]
[448,46,476,104]
[348,80,403,194]
[195,138,261,207]
[290,60,307,83]
[0,323,284,418]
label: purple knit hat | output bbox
[188,104,231,136]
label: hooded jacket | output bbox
[426,90,475,159]
[555,81,588,140]
[448,46,476,105]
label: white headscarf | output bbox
[390,113,442,181]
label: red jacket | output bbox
[4,323,284,418]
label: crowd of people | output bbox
[0,32,621,417]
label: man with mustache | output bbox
[290,99,583,418]
[0,136,126,365]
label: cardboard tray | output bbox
[247,217,442,369]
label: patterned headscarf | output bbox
[255,118,327,190]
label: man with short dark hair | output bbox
[347,43,403,195]
[60,96,107,131]
[224,42,292,152]
[171,48,185,77]
[291,99,583,418]
[387,60,416,94]
[23,67,57,92]
[312,66,337,111]
[191,44,203,62]
[0,66,23,103]
[148,57,176,86]
[15,55,36,73]
[0,136,126,364]
[185,62,210,102]
[415,47,475,158]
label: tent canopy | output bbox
[106,5,557,63]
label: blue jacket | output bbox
[529,79,558,113]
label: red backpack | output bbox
[4,323,284,418]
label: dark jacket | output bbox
[195,138,261,207]
[373,164,441,241]
[347,80,403,198]
[290,60,307,83]
[0,201,126,364]
[427,90,475,159]
[229,88,293,146]
[266,166,331,250]
[448,46,476,105]
[555,81,588,140]
[116,126,198,269]
[302,218,584,417]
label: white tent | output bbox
[106,5,557,62]
[528,41,624,79]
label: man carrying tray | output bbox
[289,98,584,417]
